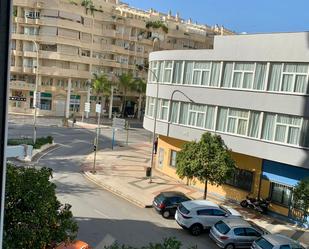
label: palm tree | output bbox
[92,73,111,111]
[133,78,146,119]
[117,73,136,117]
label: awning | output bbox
[262,172,298,187]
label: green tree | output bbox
[293,178,309,223]
[145,20,168,33]
[92,72,111,105]
[4,165,78,249]
[176,132,236,199]
[117,73,136,117]
[81,0,95,15]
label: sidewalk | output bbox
[82,142,309,248]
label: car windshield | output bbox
[219,205,230,214]
[155,194,165,203]
[178,203,190,214]
[214,221,230,234]
[255,237,274,249]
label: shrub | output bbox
[7,136,53,149]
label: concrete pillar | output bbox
[65,78,71,118]
[108,86,114,119]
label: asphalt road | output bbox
[8,123,218,249]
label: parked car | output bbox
[175,200,241,236]
[210,218,266,249]
[251,234,305,249]
[55,240,91,249]
[153,191,191,218]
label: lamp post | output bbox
[136,64,159,183]
[32,40,39,144]
[167,89,195,137]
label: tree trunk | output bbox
[122,89,127,117]
[203,180,208,200]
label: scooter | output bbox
[240,196,271,214]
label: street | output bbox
[8,120,218,249]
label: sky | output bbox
[121,0,309,34]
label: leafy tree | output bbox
[4,165,78,249]
[293,178,309,223]
[176,132,236,199]
[146,20,168,33]
[117,73,136,117]
[81,0,95,15]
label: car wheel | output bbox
[240,200,248,208]
[225,244,234,249]
[190,224,203,236]
[162,210,170,218]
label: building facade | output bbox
[143,32,309,221]
[10,0,233,118]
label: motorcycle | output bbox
[240,196,271,214]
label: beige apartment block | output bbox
[9,0,233,118]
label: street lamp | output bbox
[31,40,39,144]
[136,64,159,183]
[167,89,195,137]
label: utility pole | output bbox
[0,0,12,247]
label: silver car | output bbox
[251,234,305,249]
[210,218,266,249]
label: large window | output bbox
[170,150,177,168]
[268,63,309,94]
[163,61,173,83]
[262,114,302,145]
[225,168,254,191]
[159,99,169,120]
[271,183,292,206]
[172,61,183,84]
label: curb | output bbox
[82,171,147,209]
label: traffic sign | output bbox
[85,102,90,112]
[95,103,101,113]
[112,118,126,129]
[33,91,40,108]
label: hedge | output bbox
[8,136,53,149]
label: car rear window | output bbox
[255,237,274,249]
[214,221,231,234]
[178,203,190,214]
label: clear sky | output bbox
[121,0,309,34]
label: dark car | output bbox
[153,191,191,218]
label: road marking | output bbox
[36,144,63,163]
[94,209,112,219]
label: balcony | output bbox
[39,66,91,78]
[10,80,35,91]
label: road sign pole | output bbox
[126,121,129,146]
[112,128,115,150]
[92,103,101,174]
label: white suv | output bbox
[175,200,241,236]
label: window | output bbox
[163,61,173,83]
[197,209,213,215]
[146,97,156,117]
[271,183,292,206]
[192,62,211,85]
[212,209,226,216]
[188,104,205,127]
[232,63,254,89]
[255,238,274,249]
[217,107,250,136]
[183,62,194,85]
[280,246,291,249]
[170,102,179,123]
[70,95,80,112]
[225,168,254,192]
[268,63,309,94]
[170,150,177,167]
[234,228,246,236]
[214,221,230,234]
[25,10,40,19]
[159,99,169,120]
[262,114,302,146]
[245,228,261,237]
[172,61,183,84]
[149,61,159,82]
[24,27,39,35]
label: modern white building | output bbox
[143,32,309,221]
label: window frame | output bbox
[225,167,254,192]
[169,150,177,168]
[270,182,292,207]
